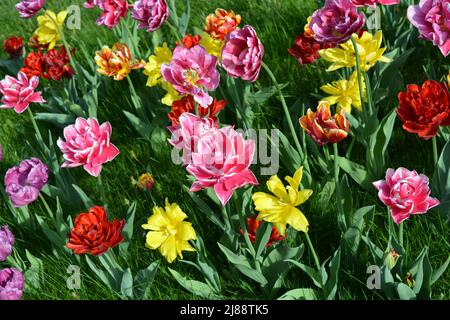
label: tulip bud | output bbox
[383,249,400,270]
[136,173,154,191]
[404,272,415,288]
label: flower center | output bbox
[182,69,199,84]
[164,224,178,237]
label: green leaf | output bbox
[119,202,137,257]
[24,250,43,291]
[134,261,160,300]
[261,244,304,292]
[338,174,353,231]
[254,222,272,258]
[367,110,396,179]
[432,140,450,219]
[397,283,416,300]
[35,113,74,128]
[218,242,268,286]
[324,248,341,300]
[337,157,371,190]
[277,288,319,300]
[431,254,450,285]
[342,206,375,256]
[168,268,219,299]
[72,184,94,208]
[287,260,322,288]
[123,110,152,140]
[120,268,134,299]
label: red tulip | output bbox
[66,206,125,256]
[240,215,286,247]
[396,80,450,140]
[3,36,24,59]
[168,95,227,126]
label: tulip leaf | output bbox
[35,113,74,128]
[123,110,152,140]
[342,206,375,256]
[324,248,341,300]
[218,242,268,286]
[134,261,160,300]
[397,283,416,300]
[367,110,396,180]
[286,259,322,288]
[72,184,94,208]
[261,244,304,293]
[168,268,219,299]
[119,201,137,257]
[277,288,319,300]
[120,268,134,299]
[337,157,371,190]
[432,140,450,219]
[338,174,353,231]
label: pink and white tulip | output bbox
[0,72,45,114]
[373,167,440,224]
[221,25,264,82]
[161,45,220,107]
[57,118,120,177]
[351,0,400,7]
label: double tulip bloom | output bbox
[309,0,365,44]
[84,0,130,29]
[373,168,440,224]
[132,0,170,32]
[3,36,24,59]
[221,25,264,83]
[4,158,49,207]
[161,45,220,107]
[396,80,450,140]
[0,71,46,114]
[21,47,75,81]
[57,117,120,177]
[0,225,14,261]
[300,101,350,146]
[408,0,450,57]
[0,268,24,300]
[15,0,45,19]
[67,206,125,256]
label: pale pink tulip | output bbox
[57,118,120,177]
[373,167,440,224]
[0,71,45,114]
[184,121,258,205]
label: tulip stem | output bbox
[39,193,54,220]
[165,21,183,46]
[399,222,404,248]
[97,173,108,209]
[333,143,345,230]
[261,61,303,157]
[432,136,438,164]
[305,232,321,272]
[350,36,368,121]
[27,108,43,143]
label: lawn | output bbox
[0,0,449,300]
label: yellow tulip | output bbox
[34,10,68,50]
[142,199,197,263]
[143,43,173,87]
[321,71,366,114]
[199,32,224,58]
[319,31,391,72]
[252,167,312,235]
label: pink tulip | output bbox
[407,0,450,57]
[221,25,264,82]
[373,167,440,224]
[16,0,45,19]
[161,45,220,107]
[131,0,170,32]
[168,113,218,165]
[84,0,130,29]
[351,0,400,6]
[178,116,258,205]
[57,118,120,177]
[0,71,45,114]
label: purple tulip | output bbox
[309,0,366,44]
[0,226,14,261]
[4,158,49,207]
[131,0,170,32]
[0,268,24,300]
[407,0,450,57]
[15,0,46,19]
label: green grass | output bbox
[0,0,449,300]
